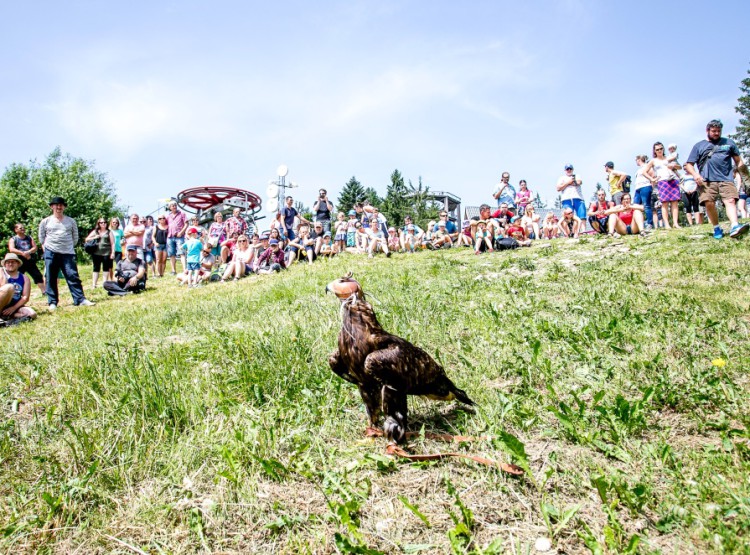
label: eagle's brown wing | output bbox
[364,338,475,404]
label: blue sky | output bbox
[2,0,748,223]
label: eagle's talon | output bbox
[384,416,406,444]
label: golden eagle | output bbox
[326,273,474,443]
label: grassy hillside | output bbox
[2,229,750,554]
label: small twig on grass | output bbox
[102,534,149,555]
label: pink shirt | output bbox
[124,224,145,248]
[167,210,187,237]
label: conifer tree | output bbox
[730,66,750,158]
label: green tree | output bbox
[590,182,604,202]
[337,176,366,212]
[381,169,410,228]
[363,187,382,207]
[533,192,547,210]
[406,177,440,229]
[554,195,562,209]
[0,148,122,252]
[731,66,750,158]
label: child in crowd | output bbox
[667,144,682,179]
[387,227,401,253]
[346,210,359,250]
[320,232,335,257]
[422,221,436,248]
[432,221,453,249]
[457,220,473,247]
[181,227,204,287]
[403,224,418,253]
[474,220,493,254]
[506,217,533,246]
[558,208,581,238]
[542,212,559,239]
[334,212,348,254]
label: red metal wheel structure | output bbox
[176,186,262,214]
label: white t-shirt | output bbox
[557,175,583,201]
[652,158,677,181]
[634,166,651,191]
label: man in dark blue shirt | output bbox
[280,196,309,240]
[685,119,750,239]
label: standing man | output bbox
[493,172,516,209]
[556,164,587,232]
[604,161,629,206]
[313,189,334,233]
[685,119,750,239]
[280,196,309,240]
[123,213,146,259]
[224,207,248,238]
[38,196,94,310]
[166,201,187,275]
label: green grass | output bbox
[2,227,750,554]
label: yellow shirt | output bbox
[608,173,623,196]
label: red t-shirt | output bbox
[506,224,526,240]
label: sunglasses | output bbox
[655,147,664,151]
[98,221,106,224]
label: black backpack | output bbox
[622,175,632,193]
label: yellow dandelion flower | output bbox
[711,358,726,368]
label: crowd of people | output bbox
[2,119,749,326]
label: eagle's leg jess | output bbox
[358,385,382,429]
[382,385,407,444]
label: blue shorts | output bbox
[155,244,167,252]
[562,198,587,220]
[187,262,200,271]
[144,249,154,264]
[167,236,184,257]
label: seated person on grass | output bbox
[220,232,239,264]
[0,253,37,325]
[422,221,436,248]
[103,245,147,296]
[491,202,515,230]
[558,208,581,238]
[402,224,419,253]
[457,219,473,248]
[588,190,614,234]
[355,222,370,253]
[474,220,494,254]
[387,227,401,253]
[367,219,391,258]
[256,239,286,273]
[521,205,541,240]
[222,234,254,281]
[431,220,453,249]
[399,216,424,251]
[542,212,559,239]
[605,193,647,237]
[320,231,335,257]
[178,245,216,284]
[506,217,533,246]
